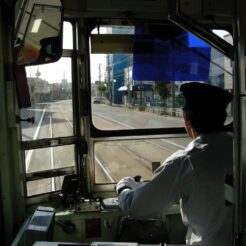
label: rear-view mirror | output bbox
[15,0,63,66]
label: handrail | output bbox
[167,0,234,60]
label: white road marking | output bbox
[95,156,115,182]
[25,105,47,172]
[160,138,185,149]
[93,112,134,129]
[94,112,186,150]
[50,113,55,191]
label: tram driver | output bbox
[116,82,233,246]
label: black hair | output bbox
[183,106,227,134]
[180,82,232,134]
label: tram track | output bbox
[51,102,75,191]
[95,138,185,183]
[25,101,188,194]
[25,102,75,195]
[93,112,187,183]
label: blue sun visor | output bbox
[132,28,211,82]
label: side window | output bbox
[89,25,233,185]
[21,21,76,197]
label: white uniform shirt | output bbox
[118,132,233,246]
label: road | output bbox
[21,101,74,196]
[21,100,189,195]
[92,103,184,130]
[92,103,189,183]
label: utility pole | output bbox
[98,64,102,82]
[140,80,143,106]
[107,55,112,105]
[35,66,41,79]
[127,65,130,106]
[171,81,175,116]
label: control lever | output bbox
[55,218,76,233]
[16,116,35,124]
[133,175,142,182]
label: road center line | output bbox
[160,138,185,149]
[93,112,186,149]
[50,113,55,191]
[95,156,115,182]
[93,112,134,129]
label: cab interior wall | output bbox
[0,0,240,245]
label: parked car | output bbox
[93,97,101,104]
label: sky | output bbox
[90,54,107,83]
[26,54,106,84]
[26,22,73,83]
[26,57,72,83]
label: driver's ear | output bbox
[183,114,199,139]
[183,114,191,127]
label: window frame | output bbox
[87,20,234,197]
[88,23,233,138]
[20,20,80,200]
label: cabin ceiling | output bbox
[63,0,233,26]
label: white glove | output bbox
[116,176,144,194]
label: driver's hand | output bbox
[116,176,144,194]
